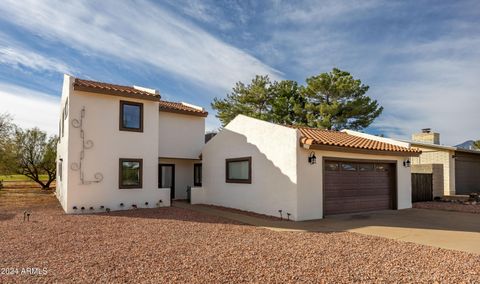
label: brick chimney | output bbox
[412,128,440,145]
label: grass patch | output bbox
[0,174,49,182]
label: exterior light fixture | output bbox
[403,159,411,167]
[308,152,317,165]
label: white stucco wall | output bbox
[55,74,73,210]
[62,78,170,213]
[199,115,413,221]
[200,115,300,219]
[158,111,205,159]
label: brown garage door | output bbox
[324,160,396,215]
[455,151,480,194]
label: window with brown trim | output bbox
[120,101,143,132]
[194,163,202,186]
[119,158,143,189]
[226,157,251,183]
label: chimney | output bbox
[412,128,440,145]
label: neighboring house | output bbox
[399,129,480,196]
[56,75,207,213]
[191,115,420,221]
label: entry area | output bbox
[324,160,396,215]
[159,158,202,200]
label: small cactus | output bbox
[105,208,111,213]
[73,206,77,210]
[131,204,137,209]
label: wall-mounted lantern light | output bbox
[403,159,411,167]
[308,152,317,165]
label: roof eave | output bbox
[159,107,208,117]
[303,143,421,157]
[73,84,160,102]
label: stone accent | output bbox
[411,164,444,198]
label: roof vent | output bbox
[133,85,160,96]
[421,128,431,133]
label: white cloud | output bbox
[0,83,59,136]
[0,0,281,91]
[0,33,74,74]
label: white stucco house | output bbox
[56,75,207,213]
[191,115,421,221]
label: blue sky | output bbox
[0,0,479,145]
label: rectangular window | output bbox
[341,163,357,171]
[194,163,202,186]
[359,163,374,172]
[119,158,143,189]
[61,110,65,137]
[120,101,143,132]
[375,164,389,172]
[226,157,251,183]
[58,160,63,181]
[325,162,339,171]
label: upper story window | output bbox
[120,100,143,132]
[226,157,252,184]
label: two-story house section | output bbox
[56,75,207,213]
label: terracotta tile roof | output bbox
[293,126,421,154]
[73,78,160,100]
[72,77,207,117]
[159,100,208,117]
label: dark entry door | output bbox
[411,173,433,202]
[159,164,175,199]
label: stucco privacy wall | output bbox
[411,146,455,195]
[63,79,169,213]
[158,111,205,159]
[201,115,300,219]
[296,148,412,220]
[158,158,197,200]
[55,74,73,209]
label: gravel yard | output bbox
[1,189,480,283]
[414,201,480,214]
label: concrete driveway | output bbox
[175,203,480,254]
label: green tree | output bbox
[212,68,383,130]
[12,128,58,189]
[212,76,307,126]
[302,68,383,130]
[0,113,15,174]
[474,140,480,150]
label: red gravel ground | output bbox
[1,189,480,283]
[414,201,480,214]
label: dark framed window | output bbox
[120,101,143,132]
[226,157,251,184]
[58,159,63,181]
[194,163,202,186]
[119,158,143,189]
[359,163,374,172]
[325,162,339,171]
[375,164,389,172]
[341,163,357,171]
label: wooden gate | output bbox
[411,173,433,202]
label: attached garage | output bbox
[455,150,480,194]
[324,160,396,215]
[195,115,420,221]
